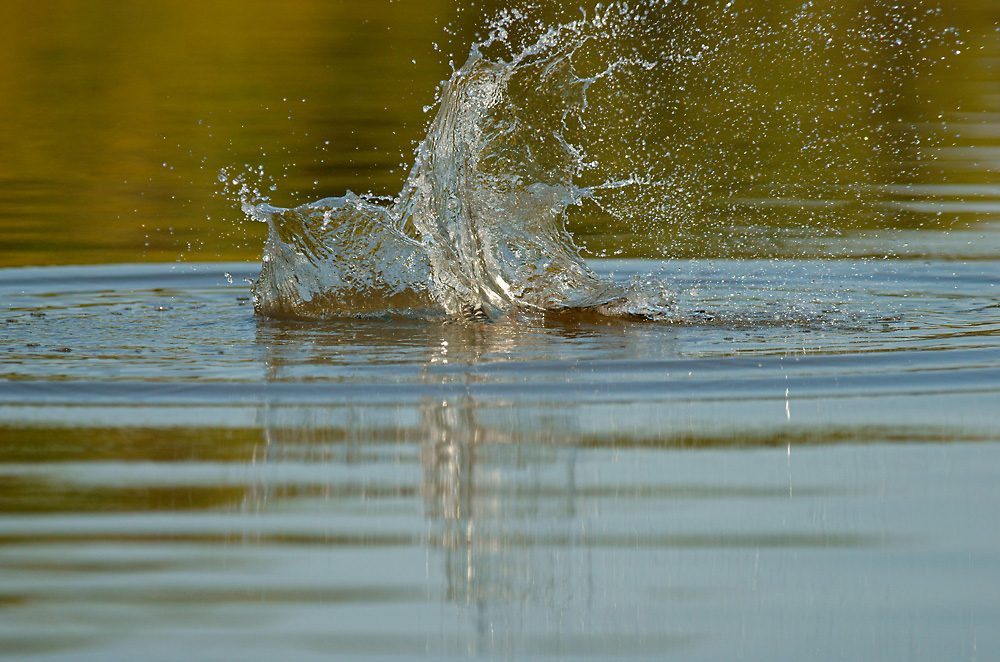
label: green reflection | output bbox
[0,426,260,463]
[0,1,997,266]
[0,476,245,515]
[0,418,982,520]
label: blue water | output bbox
[1,254,998,660]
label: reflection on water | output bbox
[1,257,997,657]
[1,0,999,265]
[2,399,998,659]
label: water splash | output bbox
[248,7,676,321]
[243,1,954,321]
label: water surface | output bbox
[2,1,1000,660]
[2,249,999,660]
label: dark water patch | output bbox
[0,585,427,606]
[0,531,419,548]
[0,529,892,552]
[0,426,261,463]
[0,634,107,656]
[2,559,189,574]
[0,476,246,515]
[573,425,999,451]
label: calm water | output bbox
[2,250,999,660]
[2,0,1000,660]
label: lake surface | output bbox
[2,247,999,660]
[2,1,1000,660]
